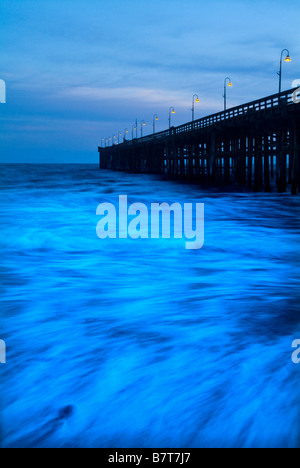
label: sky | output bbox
[0,0,299,163]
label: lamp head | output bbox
[285,55,291,62]
[196,98,200,103]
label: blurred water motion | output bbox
[0,164,299,448]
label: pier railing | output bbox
[122,88,297,145]
[99,88,299,194]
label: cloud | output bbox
[0,0,299,162]
[62,86,192,107]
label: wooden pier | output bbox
[99,89,300,194]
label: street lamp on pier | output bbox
[141,120,146,137]
[132,124,136,140]
[278,49,291,93]
[153,114,159,134]
[223,77,232,111]
[192,94,200,121]
[124,129,129,141]
[169,107,175,129]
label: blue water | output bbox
[0,164,299,448]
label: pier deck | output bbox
[99,89,300,194]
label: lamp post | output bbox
[141,120,146,137]
[124,129,128,141]
[132,124,136,140]
[153,114,159,134]
[118,132,122,144]
[278,49,291,93]
[101,138,105,148]
[169,107,175,129]
[223,77,232,111]
[192,94,200,121]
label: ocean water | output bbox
[0,163,299,448]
